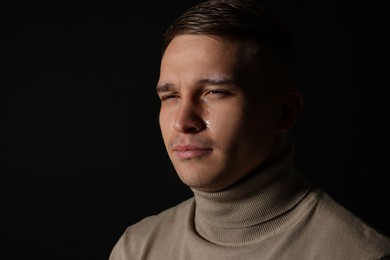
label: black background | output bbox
[1,0,389,259]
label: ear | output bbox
[275,89,304,133]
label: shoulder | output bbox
[109,198,195,259]
[307,190,390,258]
[128,197,194,236]
[316,191,389,240]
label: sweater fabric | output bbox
[110,145,390,259]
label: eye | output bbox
[160,94,179,101]
[205,89,231,97]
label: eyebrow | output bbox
[198,78,236,86]
[156,83,175,93]
[156,77,236,93]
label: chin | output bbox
[176,169,231,192]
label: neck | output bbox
[191,142,311,245]
[267,133,289,166]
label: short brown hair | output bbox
[162,0,296,92]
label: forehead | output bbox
[158,34,273,99]
[159,35,242,83]
[164,34,239,54]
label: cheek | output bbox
[207,103,246,144]
[210,101,277,151]
[159,110,172,139]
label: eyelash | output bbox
[206,90,228,95]
[161,94,178,101]
[160,89,230,101]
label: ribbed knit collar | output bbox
[191,143,312,245]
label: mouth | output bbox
[172,145,213,159]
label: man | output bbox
[110,0,390,259]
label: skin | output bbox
[157,34,303,192]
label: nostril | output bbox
[172,101,207,133]
[173,116,207,133]
[186,126,201,133]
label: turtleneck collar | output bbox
[191,143,313,245]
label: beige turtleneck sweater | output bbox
[110,145,390,259]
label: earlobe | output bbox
[276,89,304,133]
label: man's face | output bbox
[157,34,281,192]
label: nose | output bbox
[173,100,206,133]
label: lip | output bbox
[172,145,212,159]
